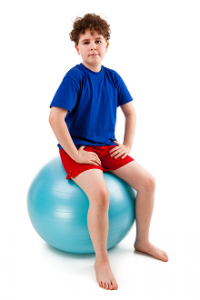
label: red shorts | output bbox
[59,145,134,180]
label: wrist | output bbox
[123,143,131,150]
[72,150,79,161]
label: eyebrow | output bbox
[81,37,103,42]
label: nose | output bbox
[90,41,97,50]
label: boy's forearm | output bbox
[49,119,78,160]
[123,114,137,150]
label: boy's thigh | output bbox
[71,169,110,204]
[109,160,156,192]
[59,148,109,203]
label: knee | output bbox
[93,188,110,206]
[143,175,156,192]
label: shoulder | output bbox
[62,64,84,89]
[103,66,124,86]
[66,64,84,78]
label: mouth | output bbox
[90,54,98,56]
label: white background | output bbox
[1,0,200,299]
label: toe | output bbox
[109,282,113,290]
[162,252,168,261]
[113,281,118,289]
[163,252,168,258]
[164,258,168,262]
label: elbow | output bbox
[49,113,56,126]
[49,115,53,125]
[49,110,56,125]
[49,116,52,123]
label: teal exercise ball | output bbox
[27,157,137,254]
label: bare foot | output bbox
[134,240,168,262]
[94,260,118,290]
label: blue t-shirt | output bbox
[49,63,134,149]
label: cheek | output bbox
[81,49,87,55]
[100,45,106,52]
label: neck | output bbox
[82,62,102,73]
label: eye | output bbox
[83,41,101,45]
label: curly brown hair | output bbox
[69,13,111,46]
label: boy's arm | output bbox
[120,101,137,150]
[49,107,79,160]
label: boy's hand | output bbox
[109,141,131,159]
[75,146,101,166]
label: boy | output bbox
[49,13,168,291]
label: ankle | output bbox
[95,255,110,265]
[135,238,149,245]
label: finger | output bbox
[91,154,101,165]
[90,153,99,160]
[90,157,101,165]
[114,151,126,158]
[90,158,99,166]
[96,155,101,164]
[110,149,121,156]
[119,152,128,158]
[110,147,120,155]
[109,146,119,153]
[94,154,101,164]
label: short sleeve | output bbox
[116,73,134,107]
[49,75,79,113]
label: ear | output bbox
[75,44,80,55]
[105,41,109,52]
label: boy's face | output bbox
[75,29,109,72]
